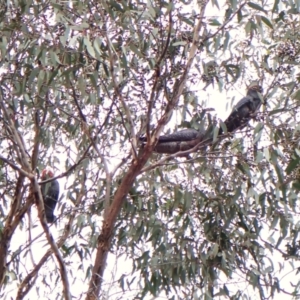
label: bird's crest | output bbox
[248,85,263,93]
[41,167,54,179]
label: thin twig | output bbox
[203,1,247,42]
[146,10,173,138]
[70,83,113,218]
[101,11,137,156]
[0,155,33,177]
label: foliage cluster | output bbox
[1,0,300,299]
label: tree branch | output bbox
[85,3,208,299]
[146,9,173,138]
[33,177,71,300]
[203,1,247,42]
[16,171,87,299]
[0,174,26,286]
[101,12,137,156]
[0,90,71,298]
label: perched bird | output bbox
[139,128,206,154]
[219,85,263,135]
[40,168,59,223]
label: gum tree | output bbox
[0,0,300,299]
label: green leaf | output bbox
[261,16,273,29]
[147,4,156,18]
[172,41,187,46]
[223,32,230,51]
[292,181,300,191]
[129,43,143,58]
[295,149,300,157]
[84,37,96,58]
[274,164,284,186]
[248,2,266,13]
[37,69,45,92]
[50,51,62,65]
[184,190,193,210]
[286,159,300,175]
[211,0,220,9]
[48,68,59,86]
[93,38,103,56]
[209,19,222,26]
[279,215,288,238]
[237,9,243,23]
[232,187,241,203]
[225,8,233,21]
[237,162,251,177]
[254,122,264,143]
[270,216,279,229]
[272,0,280,12]
[256,151,264,163]
[28,67,39,87]
[229,0,237,10]
[292,89,300,100]
[269,108,288,116]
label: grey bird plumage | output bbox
[139,128,205,154]
[41,169,60,223]
[219,85,263,135]
[139,85,263,154]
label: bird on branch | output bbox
[219,85,264,135]
[139,85,263,155]
[40,168,60,223]
[139,128,207,154]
